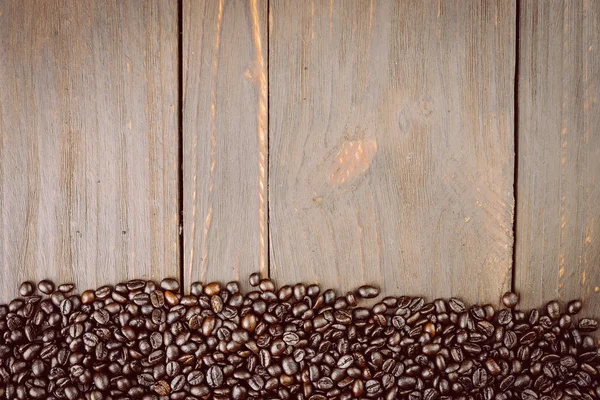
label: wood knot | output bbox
[328,138,377,186]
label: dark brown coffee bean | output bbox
[282,357,299,375]
[150,290,165,308]
[160,278,180,292]
[93,373,109,390]
[95,285,111,299]
[38,280,55,294]
[546,301,560,320]
[19,282,35,297]
[357,285,379,299]
[578,318,598,331]
[93,309,110,325]
[337,354,354,368]
[499,375,515,391]
[449,298,466,313]
[187,370,204,385]
[152,380,171,396]
[485,358,501,376]
[206,365,224,387]
[497,309,512,325]
[189,281,203,296]
[567,299,582,314]
[398,376,417,389]
[501,292,519,308]
[259,279,276,293]
[58,283,75,292]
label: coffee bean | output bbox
[398,376,417,389]
[80,290,95,304]
[93,373,109,390]
[19,282,35,297]
[282,357,299,375]
[259,279,276,293]
[578,318,598,332]
[204,282,221,296]
[152,380,171,396]
[160,278,179,292]
[187,370,204,385]
[150,290,165,308]
[502,292,519,308]
[164,291,179,306]
[449,298,466,313]
[190,281,203,296]
[546,301,560,320]
[207,365,224,387]
[357,285,379,298]
[94,285,111,299]
[38,280,55,294]
[485,358,501,376]
[93,309,110,324]
[58,283,74,292]
[566,299,582,314]
[242,313,258,331]
[337,354,354,368]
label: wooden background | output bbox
[0,0,598,321]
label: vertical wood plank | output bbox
[515,1,600,317]
[183,0,268,291]
[270,0,515,303]
[0,0,180,302]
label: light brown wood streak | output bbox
[183,0,267,291]
[250,0,269,278]
[269,0,515,304]
[515,0,600,322]
[0,0,180,302]
[200,0,223,283]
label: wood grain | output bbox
[183,0,268,291]
[0,0,180,302]
[269,0,516,304]
[515,0,600,317]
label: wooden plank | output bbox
[269,0,515,303]
[515,1,600,317]
[183,0,268,291]
[0,0,179,302]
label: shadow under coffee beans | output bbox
[0,273,599,400]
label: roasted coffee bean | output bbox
[164,291,179,306]
[93,309,110,325]
[19,281,35,297]
[357,285,379,299]
[204,282,221,296]
[38,280,55,294]
[207,365,224,387]
[152,380,171,396]
[150,290,165,308]
[160,278,179,292]
[546,301,560,320]
[502,292,519,308]
[567,299,582,314]
[449,298,466,313]
[578,318,598,332]
[80,290,95,304]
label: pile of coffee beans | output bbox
[1,274,599,400]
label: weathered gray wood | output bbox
[183,0,268,291]
[269,0,516,303]
[515,1,600,317]
[0,0,180,302]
